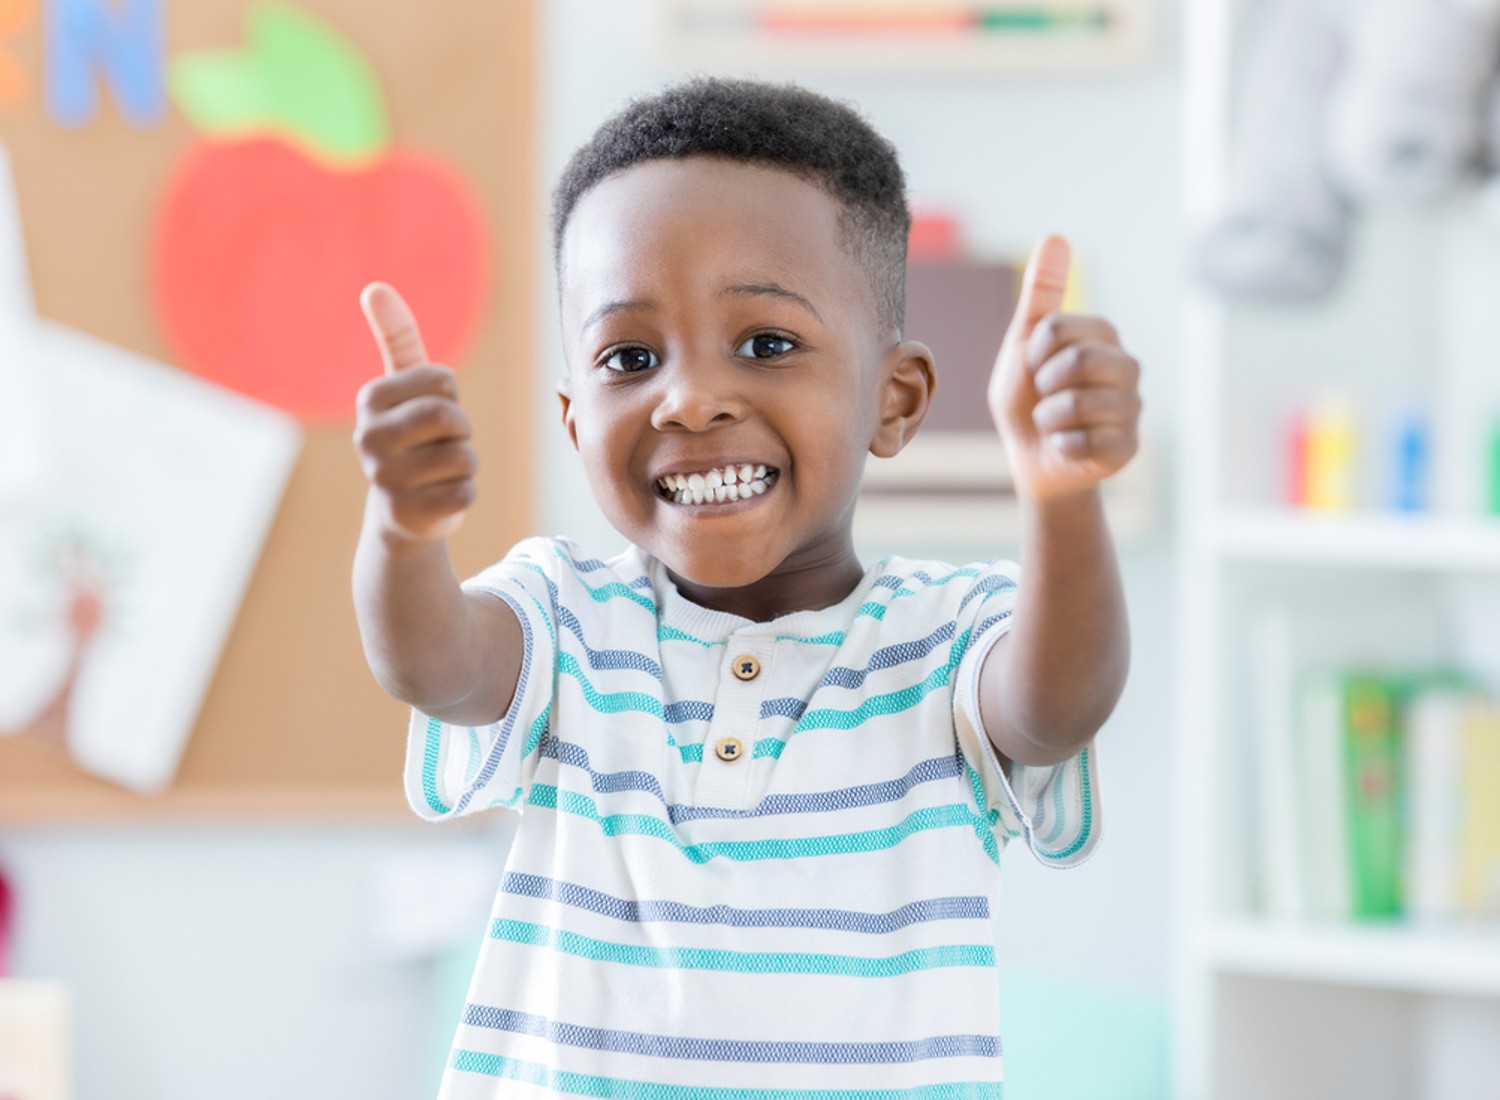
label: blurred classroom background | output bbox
[5,0,1500,1098]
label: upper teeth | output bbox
[658,465,772,504]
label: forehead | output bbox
[558,158,869,327]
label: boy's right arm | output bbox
[350,283,524,728]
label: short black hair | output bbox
[552,77,910,334]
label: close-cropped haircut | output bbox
[552,77,911,334]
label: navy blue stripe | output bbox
[450,589,540,816]
[558,604,664,679]
[819,622,957,691]
[542,737,967,824]
[664,700,715,724]
[462,1005,1000,1064]
[546,739,666,802]
[499,871,990,931]
[759,697,807,721]
[555,546,651,591]
[523,573,666,681]
[958,574,1016,614]
[974,611,1013,641]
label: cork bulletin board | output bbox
[0,0,536,818]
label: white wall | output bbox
[0,821,513,1099]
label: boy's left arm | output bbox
[977,236,1141,770]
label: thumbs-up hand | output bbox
[353,283,476,542]
[987,236,1141,503]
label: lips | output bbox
[655,463,778,505]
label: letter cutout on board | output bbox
[0,0,34,106]
[45,0,165,128]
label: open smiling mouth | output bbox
[655,464,779,506]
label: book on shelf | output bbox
[1299,670,1469,922]
[1246,598,1442,923]
[1268,671,1500,926]
[1403,694,1500,924]
[1454,702,1500,920]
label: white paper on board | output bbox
[31,325,301,791]
[0,144,52,505]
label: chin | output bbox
[656,545,776,592]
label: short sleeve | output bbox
[951,561,1102,869]
[403,537,559,821]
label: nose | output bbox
[650,360,744,432]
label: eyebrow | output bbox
[719,282,822,321]
[581,281,822,333]
[583,298,657,331]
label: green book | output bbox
[1341,672,1467,920]
[1342,676,1403,919]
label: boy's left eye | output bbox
[736,334,796,360]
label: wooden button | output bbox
[731,655,761,681]
[714,737,745,762]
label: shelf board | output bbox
[1212,508,1500,572]
[1208,919,1500,998]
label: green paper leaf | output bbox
[170,2,388,165]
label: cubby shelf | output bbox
[1207,920,1500,999]
[1212,509,1500,573]
[1175,1,1500,1096]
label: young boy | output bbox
[353,78,1139,1097]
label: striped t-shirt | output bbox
[406,536,1100,1098]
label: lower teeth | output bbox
[672,477,770,504]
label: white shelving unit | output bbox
[1175,3,1500,1098]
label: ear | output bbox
[869,340,935,459]
[556,376,580,452]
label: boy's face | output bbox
[557,157,930,607]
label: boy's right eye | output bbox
[601,346,660,373]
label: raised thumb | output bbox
[360,282,430,374]
[1012,235,1073,336]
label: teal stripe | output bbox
[519,586,556,635]
[553,547,660,614]
[795,664,952,733]
[658,624,723,647]
[790,626,971,738]
[522,704,552,758]
[1038,747,1094,861]
[752,737,785,760]
[900,566,983,592]
[649,568,995,650]
[677,737,783,763]
[451,1050,1002,1099]
[464,728,483,784]
[420,715,451,816]
[776,628,845,645]
[526,784,998,864]
[490,919,994,976]
[660,624,851,648]
[962,743,1094,860]
[520,558,657,615]
[961,758,1010,840]
[559,652,665,719]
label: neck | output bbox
[666,536,865,622]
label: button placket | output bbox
[695,639,774,809]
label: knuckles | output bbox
[354,364,460,414]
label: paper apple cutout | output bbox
[151,4,487,422]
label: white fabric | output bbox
[406,537,1101,1097]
